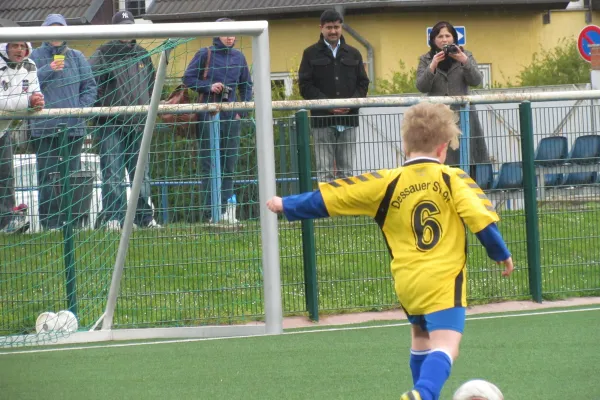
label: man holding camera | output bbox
[183,17,252,224]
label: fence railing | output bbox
[3,95,600,335]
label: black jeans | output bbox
[196,116,241,216]
[33,135,84,230]
[0,132,15,229]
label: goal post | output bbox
[0,20,282,347]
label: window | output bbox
[478,64,492,89]
[81,159,102,182]
[13,161,37,189]
[271,73,293,99]
[119,0,153,17]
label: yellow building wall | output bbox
[265,9,600,87]
[56,9,600,89]
[539,10,600,47]
[263,10,582,87]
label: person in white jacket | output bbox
[0,42,44,233]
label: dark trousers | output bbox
[97,123,154,226]
[33,136,85,230]
[0,132,15,229]
[196,117,241,216]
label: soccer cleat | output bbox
[105,220,121,231]
[12,204,28,214]
[2,218,30,234]
[222,207,239,225]
[400,390,422,400]
[146,219,162,229]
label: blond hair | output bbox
[401,103,461,155]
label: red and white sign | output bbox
[578,25,600,62]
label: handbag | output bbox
[160,47,212,124]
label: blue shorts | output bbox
[406,307,466,333]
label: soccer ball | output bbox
[35,312,58,334]
[55,310,78,333]
[453,379,504,400]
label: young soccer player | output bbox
[266,102,514,400]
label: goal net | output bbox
[0,21,281,347]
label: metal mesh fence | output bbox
[2,29,600,345]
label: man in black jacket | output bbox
[298,9,370,182]
[89,11,160,231]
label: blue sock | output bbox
[414,349,452,400]
[409,349,430,384]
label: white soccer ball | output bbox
[453,379,504,400]
[35,312,58,334]
[55,310,78,333]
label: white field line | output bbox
[1,306,598,356]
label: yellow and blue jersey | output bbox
[282,158,509,315]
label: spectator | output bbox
[89,10,161,231]
[30,14,97,231]
[0,41,44,234]
[298,9,370,182]
[183,17,253,225]
[416,21,490,168]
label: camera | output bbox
[221,86,233,101]
[442,44,460,56]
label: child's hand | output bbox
[266,196,283,214]
[499,257,514,277]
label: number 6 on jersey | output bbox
[412,200,442,251]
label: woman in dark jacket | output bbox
[416,21,490,167]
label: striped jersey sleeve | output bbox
[450,168,499,233]
[318,170,395,218]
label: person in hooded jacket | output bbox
[0,41,44,233]
[183,17,253,225]
[30,14,97,231]
[88,10,160,231]
[298,9,370,183]
[416,21,490,169]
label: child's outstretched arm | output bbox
[266,196,283,213]
[267,190,329,221]
[267,170,395,222]
[475,223,514,277]
[450,169,514,277]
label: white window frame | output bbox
[478,64,492,89]
[119,0,154,18]
[270,72,293,98]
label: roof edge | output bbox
[17,17,89,27]
[144,1,571,21]
[83,0,107,24]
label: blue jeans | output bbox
[97,122,154,227]
[196,117,241,216]
[33,135,84,230]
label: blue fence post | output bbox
[209,113,222,222]
[289,120,300,194]
[277,120,289,196]
[459,104,471,172]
